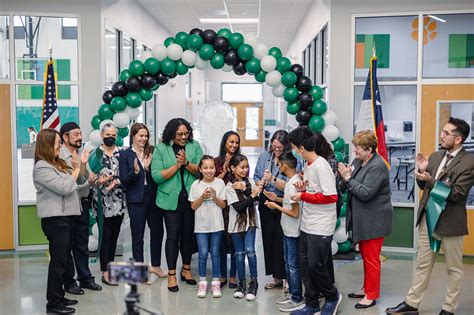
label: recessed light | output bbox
[199,18,259,24]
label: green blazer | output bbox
[151,140,203,210]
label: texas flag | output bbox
[355,56,390,168]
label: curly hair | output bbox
[161,118,194,144]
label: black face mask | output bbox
[103,136,116,147]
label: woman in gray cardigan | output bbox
[33,128,82,314]
[338,130,393,310]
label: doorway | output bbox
[230,103,264,147]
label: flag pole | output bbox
[372,43,376,59]
[49,43,52,61]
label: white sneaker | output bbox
[279,300,306,312]
[276,293,292,305]
[211,281,222,298]
[197,281,207,298]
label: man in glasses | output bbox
[386,117,474,315]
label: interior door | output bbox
[231,103,264,147]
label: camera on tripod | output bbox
[108,261,149,285]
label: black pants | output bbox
[100,215,124,272]
[64,199,95,288]
[128,185,164,266]
[299,231,338,308]
[41,216,78,307]
[162,193,194,270]
[259,201,286,279]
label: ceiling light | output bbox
[428,15,446,23]
[199,18,259,24]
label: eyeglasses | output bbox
[272,145,284,151]
[441,129,459,137]
[176,131,190,138]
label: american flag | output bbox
[41,60,60,130]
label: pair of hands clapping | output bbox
[71,149,90,170]
[232,181,262,199]
[176,149,187,167]
[202,187,217,200]
[133,154,152,174]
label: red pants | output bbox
[359,237,384,300]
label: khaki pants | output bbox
[405,216,464,313]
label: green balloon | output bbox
[175,61,189,75]
[98,104,114,120]
[164,37,175,47]
[311,99,327,116]
[281,71,297,87]
[308,85,323,100]
[255,70,267,83]
[229,32,244,49]
[237,44,254,61]
[129,60,145,77]
[283,87,299,103]
[335,151,345,163]
[110,96,127,112]
[144,58,160,75]
[340,203,347,217]
[210,53,225,69]
[118,127,129,138]
[286,102,301,115]
[91,115,102,130]
[160,58,176,75]
[119,69,132,82]
[309,115,325,133]
[276,57,292,73]
[198,44,215,61]
[187,34,203,51]
[338,240,351,253]
[174,31,189,49]
[125,93,142,108]
[245,58,261,74]
[151,84,159,91]
[332,137,346,152]
[139,87,153,101]
[115,135,124,147]
[217,28,232,39]
[269,47,283,59]
[335,218,341,230]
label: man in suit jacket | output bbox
[387,117,474,315]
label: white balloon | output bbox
[166,43,183,61]
[322,110,337,126]
[331,240,338,256]
[244,33,258,48]
[124,106,140,120]
[113,112,130,128]
[89,130,102,146]
[272,84,285,97]
[92,223,99,238]
[151,43,167,61]
[265,70,282,87]
[181,50,197,66]
[83,141,97,152]
[139,51,153,62]
[322,125,340,142]
[99,119,114,131]
[222,64,233,72]
[254,43,268,59]
[88,235,98,252]
[333,226,348,243]
[260,55,277,72]
[195,56,209,70]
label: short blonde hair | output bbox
[352,130,377,153]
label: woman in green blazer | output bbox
[151,118,203,292]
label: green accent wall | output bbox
[448,34,474,68]
[383,206,414,248]
[356,34,390,68]
[18,205,47,246]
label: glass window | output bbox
[309,41,315,82]
[61,18,78,40]
[13,16,26,39]
[145,95,157,145]
[121,33,132,71]
[222,83,263,102]
[322,26,328,84]
[304,45,311,77]
[314,35,321,85]
[355,16,418,81]
[422,13,474,78]
[135,41,144,60]
[105,26,118,87]
[0,16,9,79]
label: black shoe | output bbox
[355,300,376,309]
[386,301,419,314]
[168,272,179,292]
[233,280,246,299]
[180,267,197,285]
[229,280,237,289]
[348,292,365,299]
[220,279,227,288]
[101,275,118,287]
[439,310,454,315]
[64,285,84,295]
[245,277,258,301]
[46,303,75,314]
[61,298,78,306]
[80,281,102,291]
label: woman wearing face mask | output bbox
[90,122,127,285]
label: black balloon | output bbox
[189,28,203,36]
[168,72,177,79]
[233,61,246,75]
[126,77,141,92]
[102,90,114,104]
[291,64,304,77]
[296,75,312,92]
[141,74,156,89]
[202,29,217,44]
[155,73,169,85]
[213,36,229,53]
[298,92,314,110]
[224,49,239,66]
[295,110,312,125]
[111,81,128,97]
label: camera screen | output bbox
[108,262,149,285]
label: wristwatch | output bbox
[345,177,352,184]
[185,160,190,166]
[273,176,277,183]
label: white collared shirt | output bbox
[435,146,463,179]
[131,146,147,185]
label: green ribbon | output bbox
[425,181,452,252]
[90,190,104,263]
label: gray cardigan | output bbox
[33,160,81,219]
[341,153,393,243]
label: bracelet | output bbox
[273,176,277,183]
[345,177,352,184]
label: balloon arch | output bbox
[89,28,350,254]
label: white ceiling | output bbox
[137,0,314,53]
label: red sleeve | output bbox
[300,192,338,204]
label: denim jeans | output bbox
[283,235,303,303]
[196,231,223,279]
[220,235,237,279]
[231,227,257,280]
